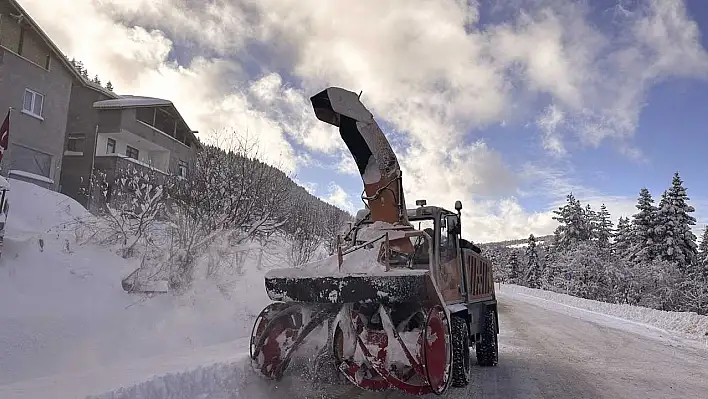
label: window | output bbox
[438,215,456,263]
[66,135,85,153]
[106,138,116,154]
[126,145,139,159]
[22,89,44,118]
[8,143,51,178]
[178,160,187,178]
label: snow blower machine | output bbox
[249,87,499,395]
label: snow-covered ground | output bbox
[506,240,545,249]
[10,286,705,399]
[2,179,708,398]
[0,179,289,397]
[499,283,708,347]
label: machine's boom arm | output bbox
[310,87,409,226]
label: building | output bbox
[58,79,115,207]
[60,94,201,210]
[0,0,88,189]
[0,0,200,209]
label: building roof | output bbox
[9,0,120,99]
[93,95,173,109]
[9,0,85,83]
[10,0,200,149]
[83,79,118,99]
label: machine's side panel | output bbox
[463,249,495,303]
[438,255,465,303]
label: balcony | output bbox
[96,131,170,174]
[93,153,168,186]
[93,96,199,173]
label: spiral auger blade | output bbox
[331,302,453,395]
[249,302,338,380]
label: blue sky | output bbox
[288,0,708,235]
[24,0,708,241]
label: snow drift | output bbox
[500,283,708,346]
[0,178,289,395]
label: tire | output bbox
[476,306,498,367]
[450,315,471,387]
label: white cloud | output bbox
[20,0,708,241]
[324,183,355,214]
[335,151,359,177]
[536,105,566,156]
[463,198,558,243]
[294,180,318,195]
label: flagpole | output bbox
[0,107,10,259]
[0,107,10,174]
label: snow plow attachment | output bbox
[251,226,455,395]
[248,87,486,396]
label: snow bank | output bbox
[499,284,708,347]
[5,178,89,235]
[0,178,284,389]
[87,361,248,399]
[86,353,340,399]
[0,339,249,399]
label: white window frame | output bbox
[22,88,44,119]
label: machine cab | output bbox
[407,205,458,266]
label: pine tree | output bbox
[629,187,657,264]
[654,190,669,259]
[552,193,587,250]
[654,172,698,272]
[585,203,598,241]
[93,75,101,85]
[613,216,632,259]
[541,251,558,290]
[698,225,708,266]
[73,59,85,76]
[596,203,613,248]
[525,234,542,288]
[683,226,708,314]
[106,81,114,92]
[507,250,520,284]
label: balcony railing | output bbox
[94,154,168,182]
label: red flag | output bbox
[0,109,8,163]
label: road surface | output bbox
[3,291,707,399]
[264,291,708,399]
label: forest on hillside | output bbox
[482,172,708,315]
[69,58,115,92]
[79,137,352,291]
[480,234,554,247]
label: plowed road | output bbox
[274,291,708,399]
[2,291,708,399]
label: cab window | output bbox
[438,215,456,262]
